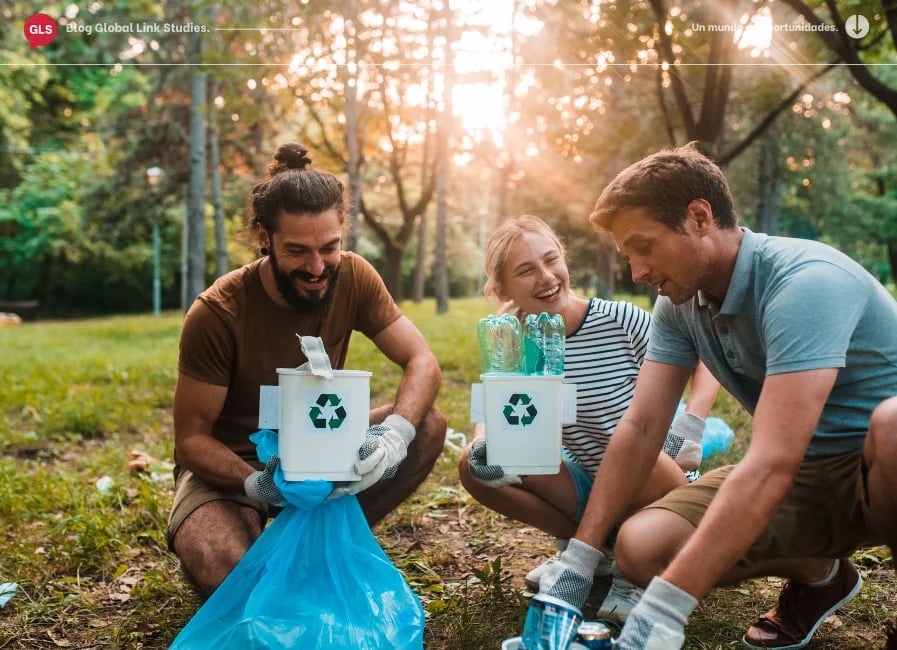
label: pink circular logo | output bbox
[24,13,57,49]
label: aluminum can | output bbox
[574,621,613,649]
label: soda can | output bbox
[520,593,583,649]
[574,621,613,649]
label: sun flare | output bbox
[449,0,542,142]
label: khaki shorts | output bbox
[646,451,883,562]
[166,457,274,550]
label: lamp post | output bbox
[146,166,164,317]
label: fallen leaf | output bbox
[46,629,72,647]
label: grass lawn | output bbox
[0,297,894,649]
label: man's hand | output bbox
[467,437,522,488]
[663,411,706,471]
[537,538,604,610]
[244,455,288,507]
[335,414,416,497]
[520,539,604,649]
[613,576,697,650]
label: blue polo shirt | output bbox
[647,229,897,458]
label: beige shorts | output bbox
[646,451,883,562]
[166,457,274,550]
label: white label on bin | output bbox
[258,385,279,428]
[562,383,577,424]
[470,384,484,422]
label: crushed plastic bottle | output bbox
[523,312,565,375]
[477,314,524,374]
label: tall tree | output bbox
[186,4,208,308]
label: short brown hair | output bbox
[590,142,737,233]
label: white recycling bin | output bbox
[276,368,372,481]
[478,373,565,475]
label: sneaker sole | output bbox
[740,573,863,649]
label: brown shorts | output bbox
[165,458,273,550]
[646,451,883,562]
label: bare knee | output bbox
[172,502,263,597]
[870,397,897,436]
[614,508,694,588]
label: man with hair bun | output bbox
[524,142,897,649]
[167,143,446,597]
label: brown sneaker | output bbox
[742,559,863,649]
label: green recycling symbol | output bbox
[308,393,347,430]
[502,393,538,426]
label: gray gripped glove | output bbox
[332,413,416,497]
[537,538,606,611]
[244,455,288,507]
[467,437,522,488]
[613,576,698,650]
[663,411,706,472]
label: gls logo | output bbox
[24,13,57,49]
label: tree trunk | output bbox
[888,241,897,288]
[412,212,427,303]
[209,77,227,278]
[433,3,453,315]
[343,0,362,252]
[185,13,207,309]
[755,128,782,235]
[384,245,404,303]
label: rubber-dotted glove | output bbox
[244,455,288,507]
[467,437,522,488]
[613,576,697,650]
[334,414,415,497]
[663,411,706,471]
[537,538,605,611]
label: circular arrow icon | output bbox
[845,14,870,39]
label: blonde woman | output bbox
[458,215,718,622]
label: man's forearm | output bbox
[575,417,664,548]
[177,433,257,491]
[391,353,441,426]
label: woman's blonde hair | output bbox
[483,215,567,300]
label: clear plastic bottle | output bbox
[477,314,524,374]
[523,312,565,375]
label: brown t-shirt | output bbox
[178,252,402,455]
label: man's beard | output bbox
[269,248,340,316]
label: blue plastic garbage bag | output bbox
[170,430,425,650]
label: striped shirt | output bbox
[563,298,651,475]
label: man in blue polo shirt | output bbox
[523,143,897,649]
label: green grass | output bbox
[0,299,893,649]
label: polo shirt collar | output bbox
[697,227,758,316]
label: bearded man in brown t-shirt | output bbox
[167,143,446,597]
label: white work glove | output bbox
[520,539,605,649]
[467,437,522,488]
[333,414,415,497]
[613,576,697,650]
[663,411,706,471]
[244,455,288,507]
[537,538,605,611]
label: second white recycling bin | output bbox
[479,373,564,475]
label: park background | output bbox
[1,0,896,648]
